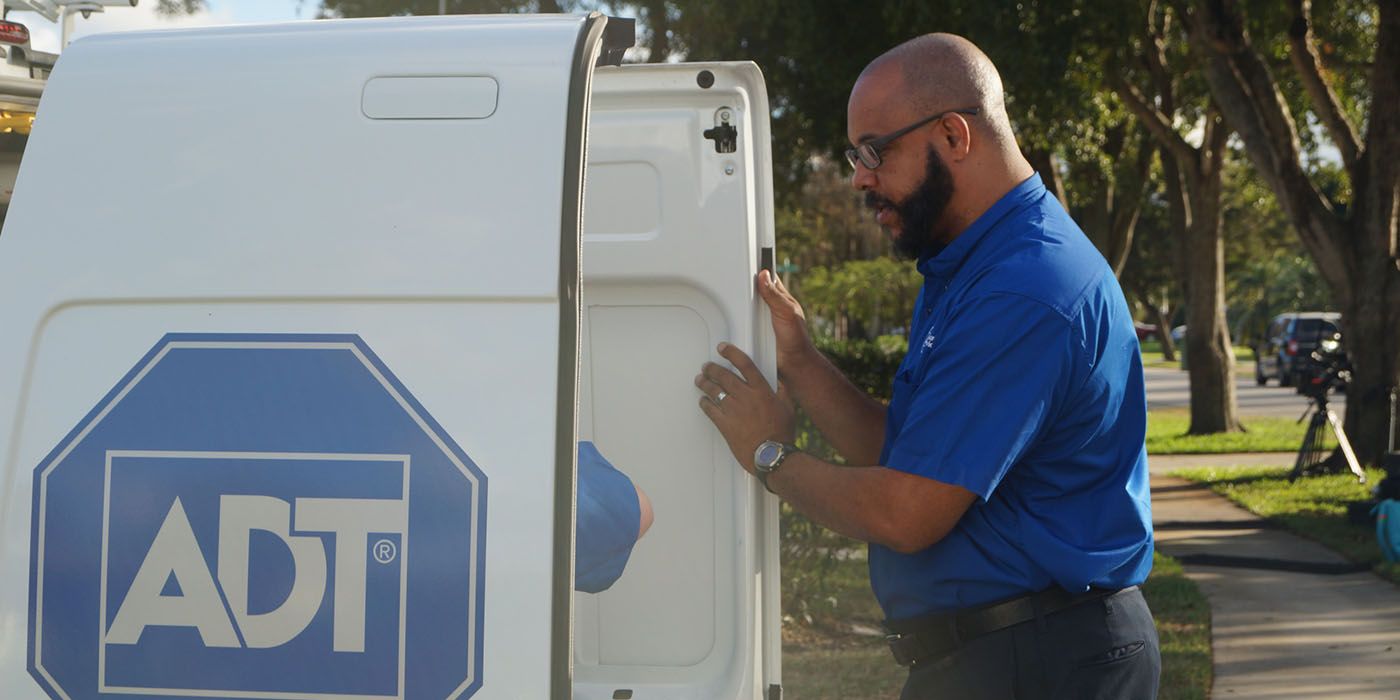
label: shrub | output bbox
[782,336,906,627]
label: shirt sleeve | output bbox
[885,291,1078,500]
[574,441,643,594]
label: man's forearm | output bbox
[763,453,973,554]
[781,347,887,465]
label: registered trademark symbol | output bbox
[373,538,398,564]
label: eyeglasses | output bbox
[845,107,980,171]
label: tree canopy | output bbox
[146,0,1396,454]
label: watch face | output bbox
[756,442,781,468]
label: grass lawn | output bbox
[1140,346,1179,369]
[1173,465,1400,585]
[1140,339,1254,369]
[782,549,1211,699]
[1142,552,1213,700]
[1147,409,1307,454]
[782,546,903,700]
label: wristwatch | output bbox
[753,440,799,494]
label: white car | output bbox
[0,1,139,213]
[0,9,49,212]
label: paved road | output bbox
[1144,364,1344,420]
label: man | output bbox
[576,441,654,593]
[695,34,1158,698]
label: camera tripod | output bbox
[1289,389,1366,483]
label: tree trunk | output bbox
[1105,131,1154,277]
[1079,159,1113,266]
[1155,304,1178,363]
[1182,150,1242,434]
[1135,289,1178,362]
[640,0,671,63]
[1341,0,1400,461]
[1342,247,1400,462]
[1066,126,1150,278]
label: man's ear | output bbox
[941,114,974,163]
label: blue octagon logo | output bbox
[28,334,488,700]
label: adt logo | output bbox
[29,335,487,700]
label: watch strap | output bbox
[756,467,775,494]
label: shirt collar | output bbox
[916,173,1046,281]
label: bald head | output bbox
[859,33,1018,152]
[847,34,1035,250]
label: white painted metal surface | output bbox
[0,15,589,700]
[576,62,779,700]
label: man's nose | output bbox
[850,162,877,191]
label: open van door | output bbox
[576,64,781,699]
[0,13,778,700]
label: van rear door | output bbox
[576,62,781,700]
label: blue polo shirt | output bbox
[873,174,1153,621]
[575,441,643,594]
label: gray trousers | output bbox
[899,587,1160,700]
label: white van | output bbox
[0,13,782,700]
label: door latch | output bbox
[704,106,738,154]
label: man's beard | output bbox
[865,146,955,260]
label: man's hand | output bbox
[695,342,796,473]
[757,270,819,373]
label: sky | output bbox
[8,1,309,54]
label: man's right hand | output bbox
[753,268,887,465]
[757,270,818,374]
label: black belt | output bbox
[883,586,1135,667]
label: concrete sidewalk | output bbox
[1151,452,1400,698]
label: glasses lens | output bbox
[858,144,880,170]
[846,145,880,171]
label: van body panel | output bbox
[0,15,597,700]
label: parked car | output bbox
[1255,312,1342,386]
[1133,321,1156,342]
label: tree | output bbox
[1176,0,1399,462]
[1110,0,1243,433]
[667,1,904,203]
[768,158,909,340]
[919,2,1155,279]
[154,0,205,14]
[1060,122,1155,276]
[1222,159,1337,348]
[774,158,887,273]
[799,258,922,341]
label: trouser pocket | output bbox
[1053,639,1158,699]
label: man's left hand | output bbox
[696,342,796,473]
